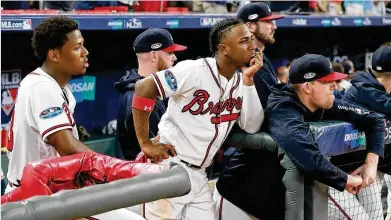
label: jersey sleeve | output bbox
[150,60,199,100]
[29,82,74,141]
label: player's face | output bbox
[156,50,177,71]
[253,20,277,44]
[224,24,256,66]
[58,30,89,76]
[309,80,337,109]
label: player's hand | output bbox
[140,138,176,163]
[351,163,377,189]
[241,51,263,85]
[345,174,363,195]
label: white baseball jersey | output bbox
[6,67,78,186]
[151,58,264,167]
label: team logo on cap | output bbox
[267,6,271,12]
[376,66,382,71]
[151,43,162,50]
[248,14,258,20]
[304,72,316,79]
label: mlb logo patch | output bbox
[164,70,177,91]
[1,89,17,116]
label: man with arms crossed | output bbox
[132,19,264,220]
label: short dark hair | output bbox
[331,62,345,73]
[31,16,78,61]
[209,18,243,54]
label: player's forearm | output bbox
[133,78,160,145]
[238,85,264,133]
[132,109,152,145]
[365,152,379,166]
[47,130,93,156]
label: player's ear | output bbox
[47,49,60,63]
[246,22,256,33]
[303,82,312,94]
[217,44,228,56]
[149,51,158,63]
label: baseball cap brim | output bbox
[317,72,348,82]
[259,14,284,21]
[163,44,187,52]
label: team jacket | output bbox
[266,84,385,191]
[114,69,166,160]
[343,70,391,118]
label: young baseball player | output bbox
[338,45,391,220]
[115,28,186,160]
[132,19,264,220]
[266,54,385,219]
[215,3,285,220]
[6,16,92,194]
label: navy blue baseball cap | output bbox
[133,28,187,53]
[372,45,391,73]
[237,2,284,23]
[289,54,348,84]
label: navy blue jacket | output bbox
[253,55,279,108]
[114,69,166,160]
[343,70,391,118]
[266,84,385,191]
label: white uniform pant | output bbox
[143,157,214,220]
[212,185,259,220]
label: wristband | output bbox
[132,95,155,112]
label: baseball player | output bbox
[214,3,285,220]
[132,18,264,220]
[336,45,391,220]
[1,152,165,220]
[115,28,187,160]
[266,54,385,218]
[6,16,92,193]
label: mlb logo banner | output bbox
[1,69,21,123]
[69,76,96,103]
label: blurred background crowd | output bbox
[1,0,391,15]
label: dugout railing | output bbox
[2,120,390,220]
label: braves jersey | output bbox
[151,58,264,167]
[6,67,78,185]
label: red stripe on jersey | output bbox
[200,124,219,167]
[219,196,224,220]
[151,73,166,99]
[84,217,100,220]
[203,58,222,92]
[210,113,240,124]
[222,72,241,140]
[41,123,72,138]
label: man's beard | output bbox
[254,31,275,45]
[157,56,170,71]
